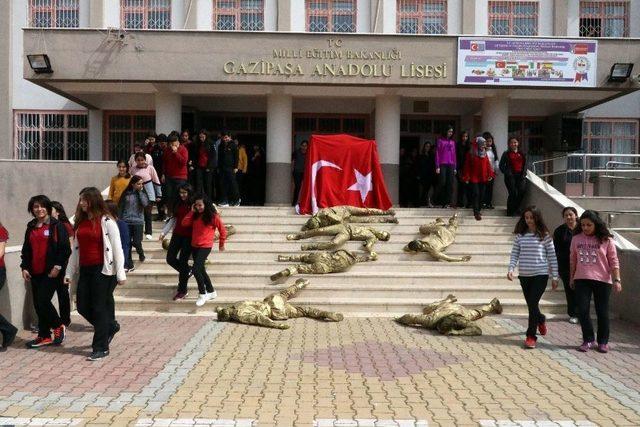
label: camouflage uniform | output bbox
[403,214,471,262]
[396,294,502,335]
[270,249,377,282]
[302,206,397,230]
[215,278,343,329]
[287,224,390,253]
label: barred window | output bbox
[14,111,88,160]
[306,0,357,33]
[104,112,155,161]
[29,0,80,28]
[489,1,538,36]
[121,0,171,29]
[397,1,447,35]
[213,0,264,31]
[579,1,629,37]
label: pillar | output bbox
[375,95,401,205]
[88,109,103,160]
[371,0,397,33]
[481,95,509,206]
[266,94,292,205]
[171,0,186,29]
[155,92,182,134]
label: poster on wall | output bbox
[457,37,598,87]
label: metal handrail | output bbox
[606,161,640,170]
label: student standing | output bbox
[217,131,240,207]
[482,132,499,209]
[435,126,457,208]
[130,152,162,239]
[499,137,527,216]
[181,193,227,307]
[163,134,189,211]
[107,160,132,206]
[461,136,495,221]
[455,131,471,209]
[20,195,71,348]
[50,201,74,327]
[194,130,217,201]
[65,187,126,361]
[0,219,18,348]
[118,176,149,269]
[553,206,579,324]
[570,210,622,353]
[507,206,559,349]
[159,183,194,301]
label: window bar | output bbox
[306,0,357,33]
[29,0,80,28]
[579,1,629,37]
[488,1,538,36]
[397,0,448,35]
[213,0,265,31]
[121,0,172,29]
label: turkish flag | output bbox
[296,134,392,214]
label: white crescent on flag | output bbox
[310,160,342,213]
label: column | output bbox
[171,0,186,29]
[103,0,120,28]
[375,95,401,205]
[155,92,182,134]
[566,0,580,37]
[371,0,397,33]
[88,109,103,161]
[264,0,277,31]
[266,94,292,205]
[481,95,509,206]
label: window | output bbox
[121,0,171,29]
[104,112,155,160]
[579,1,629,37]
[508,119,545,169]
[29,0,80,28]
[582,119,638,169]
[306,0,356,33]
[213,0,264,31]
[489,1,538,36]
[397,0,447,35]
[14,111,88,160]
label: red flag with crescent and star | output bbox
[295,134,392,214]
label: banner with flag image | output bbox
[295,134,392,214]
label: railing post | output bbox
[582,153,587,197]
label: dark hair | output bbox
[134,142,144,149]
[157,133,168,143]
[168,134,179,143]
[50,201,70,224]
[134,152,146,161]
[220,129,230,137]
[482,131,498,157]
[74,187,112,229]
[192,192,216,225]
[28,195,52,216]
[513,205,549,240]
[105,200,119,219]
[172,183,194,215]
[561,206,578,217]
[124,175,144,192]
[574,209,613,243]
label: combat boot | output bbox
[490,298,503,314]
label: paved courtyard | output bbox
[1,314,639,426]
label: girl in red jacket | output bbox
[181,193,227,307]
[462,136,495,221]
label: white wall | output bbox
[290,0,305,32]
[631,0,640,37]
[194,0,212,30]
[357,0,371,33]
[582,92,640,119]
[447,0,462,34]
[104,0,120,28]
[264,0,277,31]
[538,0,553,36]
[566,0,580,37]
[475,0,488,35]
[12,0,83,111]
[171,0,186,29]
[381,0,396,34]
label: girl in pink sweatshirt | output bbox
[570,210,622,353]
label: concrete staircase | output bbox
[115,207,567,316]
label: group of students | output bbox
[399,126,527,221]
[508,206,622,352]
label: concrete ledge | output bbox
[0,247,34,329]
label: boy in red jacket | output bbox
[163,134,189,212]
[462,136,495,221]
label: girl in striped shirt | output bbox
[508,206,559,349]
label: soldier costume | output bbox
[270,249,377,282]
[396,294,502,335]
[302,206,397,230]
[215,278,344,329]
[403,213,471,262]
[287,223,390,253]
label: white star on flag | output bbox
[348,169,372,203]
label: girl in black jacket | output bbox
[20,195,71,348]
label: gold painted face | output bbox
[216,307,231,321]
[405,240,423,252]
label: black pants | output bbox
[505,173,525,215]
[236,171,246,203]
[574,279,611,344]
[127,223,144,268]
[144,205,153,236]
[219,168,240,204]
[292,171,304,206]
[0,268,18,343]
[456,178,470,208]
[56,278,71,326]
[420,175,435,206]
[560,271,577,318]
[191,247,213,295]
[437,164,455,206]
[76,265,117,352]
[470,182,486,215]
[31,274,63,339]
[195,168,214,201]
[483,179,494,207]
[156,183,167,220]
[166,234,192,294]
[519,275,548,339]
[166,177,187,212]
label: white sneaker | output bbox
[195,294,208,307]
[145,234,153,240]
[219,203,229,207]
[569,317,579,324]
[206,291,217,300]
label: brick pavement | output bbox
[1,315,640,426]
